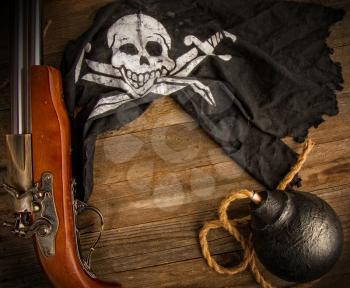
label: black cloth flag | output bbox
[62,0,344,202]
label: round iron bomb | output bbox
[250,190,343,283]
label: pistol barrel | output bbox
[10,0,42,135]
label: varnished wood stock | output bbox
[31,65,120,288]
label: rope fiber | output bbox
[199,139,315,288]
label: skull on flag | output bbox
[77,13,237,118]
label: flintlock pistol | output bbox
[3,1,119,287]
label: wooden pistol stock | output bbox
[29,66,119,287]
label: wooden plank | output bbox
[97,247,350,288]
[82,185,350,287]
[0,196,347,288]
[89,136,350,228]
[85,190,349,271]
[61,180,349,285]
[100,253,283,288]
[43,0,114,58]
[96,248,350,288]
[92,92,350,192]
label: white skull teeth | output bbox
[107,14,176,95]
[122,67,166,89]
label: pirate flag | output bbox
[61,0,344,202]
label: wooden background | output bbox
[1,0,350,287]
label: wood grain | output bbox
[1,0,350,287]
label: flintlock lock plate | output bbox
[33,172,59,257]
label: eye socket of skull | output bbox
[145,41,163,57]
[119,43,139,55]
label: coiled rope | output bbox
[199,139,315,288]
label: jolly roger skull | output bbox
[107,14,176,96]
[80,13,238,119]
